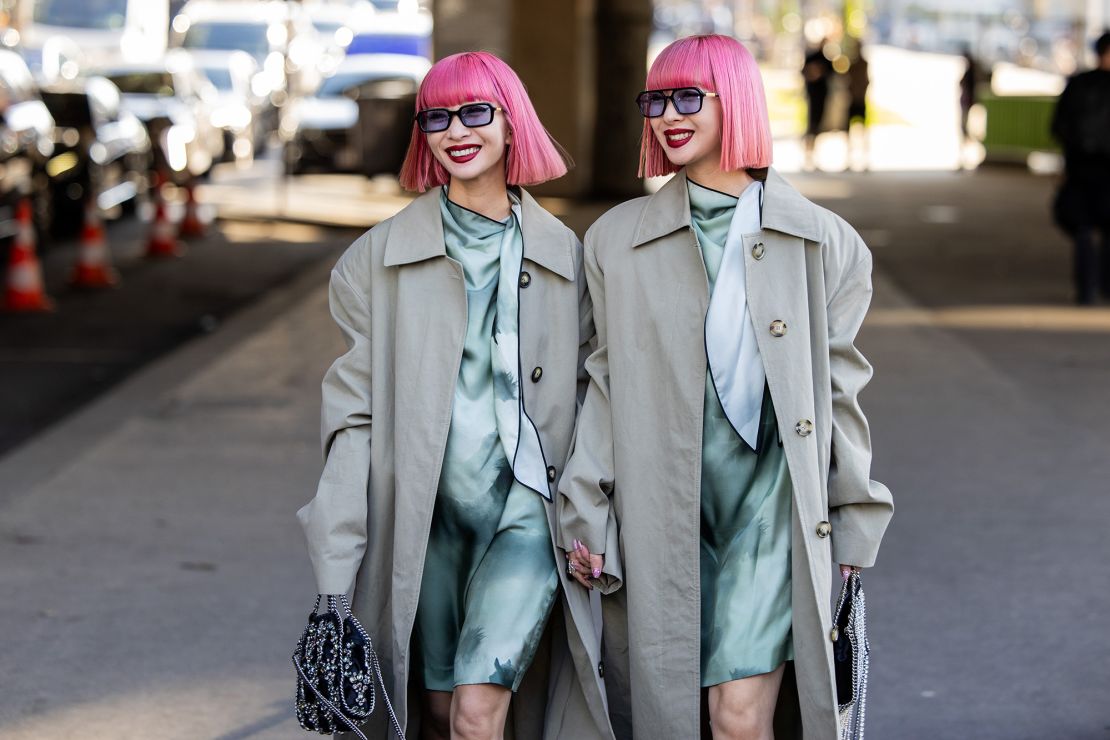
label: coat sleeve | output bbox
[296,258,372,596]
[557,229,623,594]
[825,246,894,569]
[576,235,595,408]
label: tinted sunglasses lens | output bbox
[637,92,666,117]
[459,104,494,127]
[417,109,450,132]
[673,89,704,115]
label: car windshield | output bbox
[317,72,384,97]
[106,72,175,96]
[200,67,234,91]
[182,22,270,60]
[33,0,128,30]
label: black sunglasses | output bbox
[635,87,718,118]
[415,102,503,133]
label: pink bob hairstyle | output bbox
[639,35,773,178]
[399,51,568,192]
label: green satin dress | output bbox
[689,180,794,687]
[413,193,558,693]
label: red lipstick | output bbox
[664,128,694,149]
[445,144,481,163]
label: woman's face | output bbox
[648,89,722,170]
[425,100,510,185]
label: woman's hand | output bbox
[565,539,604,590]
[840,564,861,580]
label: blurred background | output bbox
[0,1,1108,738]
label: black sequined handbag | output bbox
[293,594,404,739]
[832,571,869,740]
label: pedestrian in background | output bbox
[802,39,833,171]
[297,51,613,740]
[845,39,870,171]
[958,46,986,168]
[1051,31,1110,305]
[560,34,893,740]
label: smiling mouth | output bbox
[447,146,481,160]
[664,129,693,148]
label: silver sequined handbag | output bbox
[832,571,869,740]
[293,594,404,739]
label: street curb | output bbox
[0,251,340,505]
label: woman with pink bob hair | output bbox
[560,35,893,740]
[299,51,613,740]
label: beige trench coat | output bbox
[557,168,894,740]
[297,187,615,740]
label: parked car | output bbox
[0,49,55,244]
[39,76,151,235]
[345,9,432,59]
[282,53,427,175]
[99,54,225,181]
[189,50,269,162]
[305,1,376,77]
[17,0,168,78]
[170,0,323,99]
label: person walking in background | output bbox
[1051,31,1110,305]
[959,46,984,168]
[802,39,833,171]
[297,51,613,740]
[845,40,870,171]
[559,34,893,740]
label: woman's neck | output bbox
[447,171,511,221]
[685,153,754,197]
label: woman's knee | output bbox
[709,699,768,740]
[451,685,507,740]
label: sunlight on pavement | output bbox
[868,305,1110,333]
[0,678,299,740]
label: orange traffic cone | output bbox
[70,199,118,288]
[178,179,205,238]
[2,199,54,313]
[146,174,183,258]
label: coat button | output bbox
[816,520,832,538]
[531,366,542,382]
[597,661,605,678]
[519,271,531,288]
[547,466,557,482]
[752,242,765,260]
[795,419,813,437]
[769,320,787,337]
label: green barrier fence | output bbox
[981,94,1061,162]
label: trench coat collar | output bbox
[631,167,823,246]
[383,186,576,280]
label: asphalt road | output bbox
[0,208,359,456]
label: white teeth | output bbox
[449,146,480,158]
[666,132,693,142]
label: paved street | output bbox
[1,167,1108,739]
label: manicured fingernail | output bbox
[574,539,582,551]
[592,568,601,578]
[842,570,851,580]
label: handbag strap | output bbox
[337,595,405,739]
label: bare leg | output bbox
[706,664,786,740]
[451,683,512,740]
[421,690,452,740]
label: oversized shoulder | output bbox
[331,214,395,288]
[583,195,654,249]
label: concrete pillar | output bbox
[431,0,650,198]
[592,0,654,198]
